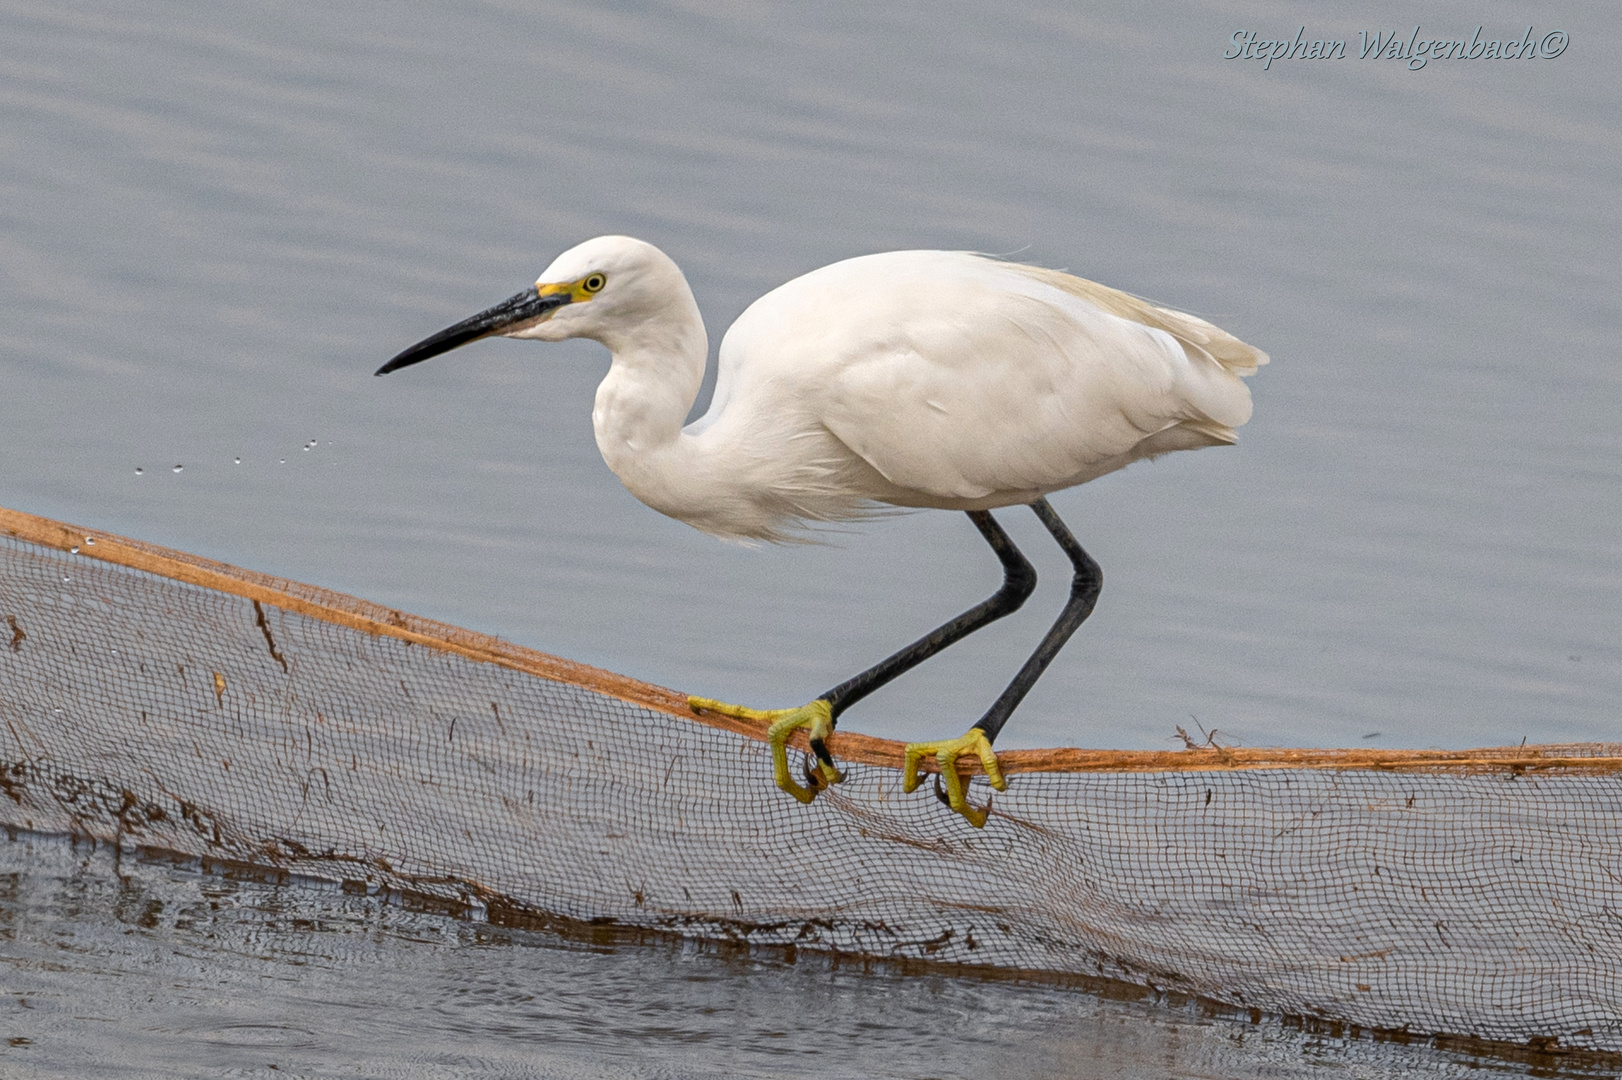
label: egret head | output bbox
[375,235,692,375]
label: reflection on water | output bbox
[2,834,1606,1079]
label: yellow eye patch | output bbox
[536,274,607,303]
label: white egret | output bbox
[378,236,1266,826]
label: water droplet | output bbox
[172,465,183,473]
[70,546,79,554]
[234,457,242,465]
[61,575,70,583]
[134,467,144,475]
[279,459,286,464]
[84,537,95,546]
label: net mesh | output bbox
[2,505,1620,1056]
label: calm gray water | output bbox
[1,0,1618,1075]
[4,834,1612,1080]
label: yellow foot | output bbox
[902,727,1007,828]
[688,696,843,804]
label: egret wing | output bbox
[804,255,1261,501]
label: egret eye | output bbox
[582,273,607,294]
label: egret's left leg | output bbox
[904,497,1103,826]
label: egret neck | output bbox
[585,284,710,519]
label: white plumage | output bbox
[471,237,1265,540]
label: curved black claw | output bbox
[803,753,834,795]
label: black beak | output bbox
[375,288,572,376]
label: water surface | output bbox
[3,0,1618,753]
[3,835,1609,1079]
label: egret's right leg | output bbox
[682,697,841,803]
[689,511,1036,804]
[904,497,1103,826]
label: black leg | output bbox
[686,510,1037,803]
[816,509,1035,725]
[974,497,1102,745]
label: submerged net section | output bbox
[2,505,1620,1054]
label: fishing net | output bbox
[1,504,1619,1057]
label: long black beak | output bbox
[375,288,571,376]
